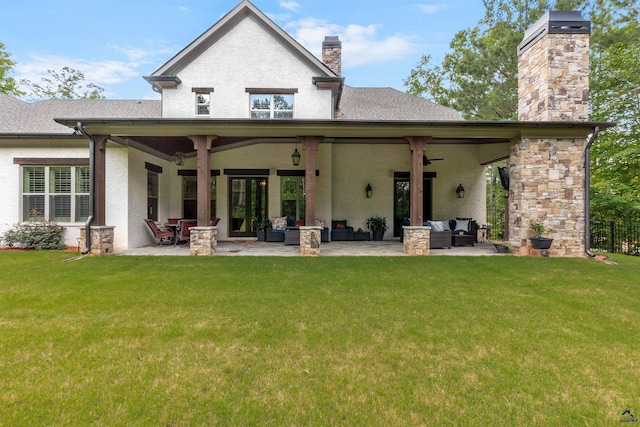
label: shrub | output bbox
[1,222,67,250]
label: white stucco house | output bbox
[0,2,610,256]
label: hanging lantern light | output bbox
[456,184,465,199]
[291,146,301,166]
[173,151,185,166]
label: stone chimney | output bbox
[322,36,342,76]
[518,11,591,121]
[510,11,592,257]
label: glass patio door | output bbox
[393,178,433,237]
[229,177,268,237]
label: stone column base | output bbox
[403,226,430,256]
[300,226,321,256]
[190,226,218,256]
[80,226,115,255]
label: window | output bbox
[182,176,216,219]
[147,171,158,221]
[196,92,210,115]
[22,166,90,222]
[250,94,294,119]
[281,177,305,220]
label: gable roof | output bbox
[339,86,463,121]
[145,0,337,91]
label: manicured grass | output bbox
[1,252,639,425]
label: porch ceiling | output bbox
[55,118,613,158]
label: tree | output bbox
[0,42,24,96]
[23,66,105,100]
[404,0,585,120]
[588,0,640,220]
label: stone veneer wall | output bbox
[299,226,321,256]
[80,226,114,255]
[403,226,430,256]
[511,30,590,257]
[189,226,217,256]
[518,34,589,121]
[509,138,587,256]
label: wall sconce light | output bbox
[173,151,185,166]
[456,183,465,199]
[291,144,301,166]
[365,183,373,198]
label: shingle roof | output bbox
[0,94,161,134]
[0,85,462,136]
[339,86,463,121]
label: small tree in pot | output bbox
[366,215,388,241]
[252,217,271,241]
[529,221,553,250]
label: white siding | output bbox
[0,145,91,248]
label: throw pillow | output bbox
[335,221,346,229]
[454,219,470,232]
[272,216,287,230]
[431,221,445,232]
[314,219,325,228]
[294,220,304,227]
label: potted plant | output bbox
[252,217,271,241]
[529,221,553,249]
[366,215,388,241]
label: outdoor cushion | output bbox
[294,220,304,226]
[272,216,287,230]
[454,219,470,232]
[335,221,346,229]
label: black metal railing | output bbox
[486,204,506,240]
[590,220,640,256]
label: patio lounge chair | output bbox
[144,219,175,245]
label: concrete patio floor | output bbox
[117,239,503,256]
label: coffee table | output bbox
[452,234,474,247]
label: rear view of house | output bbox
[0,2,610,256]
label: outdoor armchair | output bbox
[143,219,175,245]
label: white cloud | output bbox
[15,54,140,91]
[178,6,189,14]
[285,18,414,68]
[415,4,447,14]
[279,1,300,12]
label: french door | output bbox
[393,177,433,237]
[228,177,268,237]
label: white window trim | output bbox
[20,165,90,224]
[249,93,295,119]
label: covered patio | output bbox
[57,117,606,256]
[117,239,502,257]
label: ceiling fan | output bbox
[423,155,445,165]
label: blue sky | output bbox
[1,0,486,100]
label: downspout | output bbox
[74,122,94,255]
[585,126,600,257]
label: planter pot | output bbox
[530,237,553,250]
[372,230,385,241]
[256,230,266,241]
[493,243,511,253]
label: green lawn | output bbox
[1,252,639,425]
